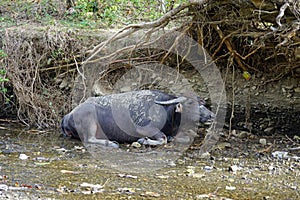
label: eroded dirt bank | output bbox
[0,24,299,136]
[223,73,300,136]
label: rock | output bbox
[191,173,205,178]
[19,153,29,160]
[216,142,231,150]
[282,87,286,93]
[230,129,237,136]
[238,131,251,139]
[294,87,300,93]
[92,80,112,96]
[120,86,131,92]
[295,47,300,60]
[156,175,169,179]
[293,135,300,140]
[203,166,213,171]
[272,151,288,159]
[59,78,69,89]
[199,152,211,159]
[229,165,241,173]
[264,127,274,134]
[131,142,141,148]
[268,165,275,171]
[174,136,191,144]
[0,184,8,191]
[168,161,176,167]
[284,85,294,90]
[225,186,236,191]
[259,138,267,146]
[186,166,195,175]
[177,159,185,165]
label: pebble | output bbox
[293,135,300,140]
[229,165,241,173]
[268,165,275,171]
[59,79,69,89]
[238,131,251,139]
[225,186,236,191]
[0,184,8,191]
[168,161,176,167]
[131,142,141,148]
[216,142,231,150]
[120,86,131,92]
[294,87,300,93]
[156,175,169,179]
[231,129,237,136]
[264,127,274,134]
[19,154,29,160]
[284,85,294,90]
[272,151,288,159]
[177,159,185,165]
[186,167,195,174]
[199,152,210,159]
[203,166,213,171]
[259,138,267,146]
[191,173,205,178]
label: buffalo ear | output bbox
[197,97,206,105]
[154,96,187,105]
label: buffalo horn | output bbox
[154,96,187,105]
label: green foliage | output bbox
[0,50,7,58]
[0,50,9,94]
[67,0,188,27]
[1,0,188,28]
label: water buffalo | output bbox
[61,90,214,148]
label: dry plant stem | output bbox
[228,57,235,138]
[74,56,87,104]
[40,62,82,72]
[257,142,274,154]
[98,54,165,80]
[245,86,251,130]
[161,26,191,64]
[86,3,193,63]
[86,26,176,64]
[234,45,262,61]
[285,134,299,145]
[39,54,84,72]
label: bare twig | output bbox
[86,3,192,63]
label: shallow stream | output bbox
[0,125,299,199]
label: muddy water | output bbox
[0,126,299,199]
